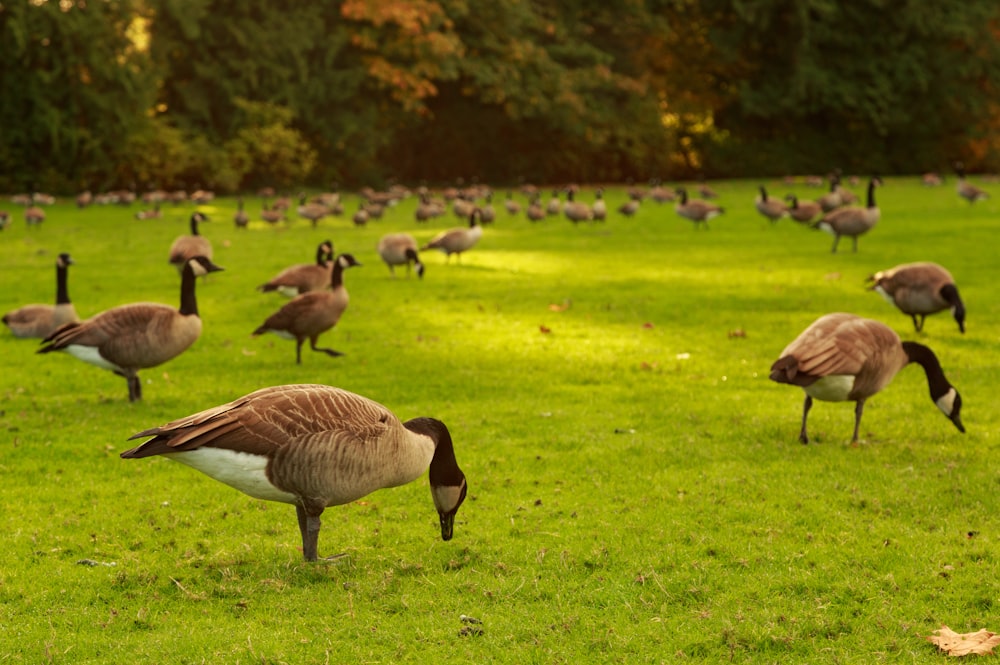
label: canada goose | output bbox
[452,197,475,220]
[592,188,607,221]
[953,162,989,203]
[120,384,468,561]
[868,262,965,333]
[3,253,80,338]
[769,313,964,444]
[168,212,213,271]
[921,172,943,187]
[816,176,844,212]
[25,205,45,226]
[504,191,521,216]
[815,176,882,253]
[626,179,645,201]
[415,193,442,222]
[252,253,361,364]
[755,185,788,223]
[563,189,593,223]
[784,194,822,224]
[480,193,496,224]
[0,211,9,230]
[697,181,718,199]
[377,233,425,279]
[648,180,675,203]
[297,196,328,227]
[617,199,640,217]
[546,190,561,216]
[234,197,249,229]
[38,256,223,401]
[352,202,370,227]
[257,240,335,297]
[135,203,161,220]
[422,209,483,261]
[76,191,93,208]
[674,187,724,228]
[526,194,545,222]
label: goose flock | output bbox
[1,167,985,561]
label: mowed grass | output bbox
[0,178,998,663]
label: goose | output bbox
[480,193,496,224]
[234,197,249,229]
[697,180,718,199]
[648,180,675,203]
[953,162,989,203]
[617,199,640,217]
[252,253,361,364]
[168,212,213,272]
[135,203,162,220]
[504,191,521,216]
[421,209,483,262]
[921,172,943,187]
[3,252,80,338]
[816,176,844,212]
[755,185,788,223]
[592,188,607,221]
[815,176,882,253]
[526,194,545,222]
[769,313,964,444]
[546,190,561,216]
[352,202,370,227]
[260,203,285,225]
[297,196,328,227]
[784,194,822,224]
[120,384,468,561]
[38,256,223,401]
[674,187,724,228]
[563,189,593,223]
[0,211,9,230]
[25,205,45,226]
[377,233,425,278]
[257,240,335,297]
[868,262,965,333]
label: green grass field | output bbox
[1,178,997,663]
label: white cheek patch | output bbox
[166,448,297,504]
[65,345,121,372]
[805,375,855,402]
[432,484,464,513]
[936,388,957,416]
[816,222,835,236]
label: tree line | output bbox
[1,0,998,194]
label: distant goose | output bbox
[38,256,223,401]
[815,176,882,252]
[257,240,335,297]
[252,253,361,364]
[261,203,285,225]
[648,180,675,203]
[755,185,788,223]
[921,172,943,187]
[769,313,964,444]
[121,384,468,561]
[816,176,844,212]
[135,203,162,220]
[25,205,45,226]
[169,212,213,272]
[480,194,496,224]
[592,188,607,221]
[546,190,561,216]
[234,197,249,229]
[3,252,80,338]
[377,233,425,278]
[422,209,483,262]
[953,161,989,203]
[784,194,822,224]
[563,189,593,223]
[297,196,328,227]
[868,262,965,333]
[504,191,521,216]
[617,199,640,217]
[674,187,724,228]
[526,195,545,222]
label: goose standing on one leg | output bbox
[769,313,965,444]
[422,209,483,263]
[868,262,966,333]
[252,253,361,364]
[169,212,213,272]
[3,252,80,338]
[377,233,425,278]
[815,176,882,253]
[121,384,468,562]
[257,240,335,297]
[38,256,223,402]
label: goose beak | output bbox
[950,413,965,434]
[439,512,455,541]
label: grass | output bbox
[1,178,998,663]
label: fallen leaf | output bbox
[824,272,841,280]
[642,322,654,329]
[539,325,551,334]
[728,328,746,338]
[927,625,1000,656]
[548,300,571,312]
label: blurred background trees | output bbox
[1,0,998,193]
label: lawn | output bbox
[1,178,997,663]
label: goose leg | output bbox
[916,315,925,332]
[830,235,840,253]
[851,399,866,444]
[851,236,859,253]
[295,338,304,365]
[296,503,322,562]
[127,374,142,402]
[310,335,343,358]
[799,395,813,444]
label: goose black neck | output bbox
[190,215,200,236]
[330,260,346,288]
[179,265,200,316]
[902,341,951,401]
[405,417,462,485]
[55,262,71,305]
[315,245,328,266]
[788,195,799,209]
[678,188,688,204]
[759,186,767,200]
[866,180,877,208]
[940,284,966,331]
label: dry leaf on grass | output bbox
[927,625,1000,656]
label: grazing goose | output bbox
[422,209,483,262]
[352,202,370,227]
[953,161,989,203]
[592,188,607,221]
[697,180,718,200]
[252,253,361,364]
[816,176,844,213]
[377,233,425,278]
[648,180,675,203]
[297,195,328,227]
[546,190,562,216]
[480,193,496,224]
[121,384,468,561]
[815,176,882,253]
[38,256,223,401]
[868,262,965,333]
[25,205,45,226]
[526,194,545,222]
[3,252,80,338]
[674,187,724,228]
[504,191,521,216]
[563,189,593,223]
[784,194,822,224]
[755,185,788,223]
[169,212,213,272]
[769,313,964,444]
[922,172,943,187]
[260,203,285,225]
[134,203,162,220]
[257,240,335,297]
[234,197,249,229]
[617,199,640,217]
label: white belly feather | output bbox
[804,375,856,402]
[165,448,297,504]
[65,344,122,372]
